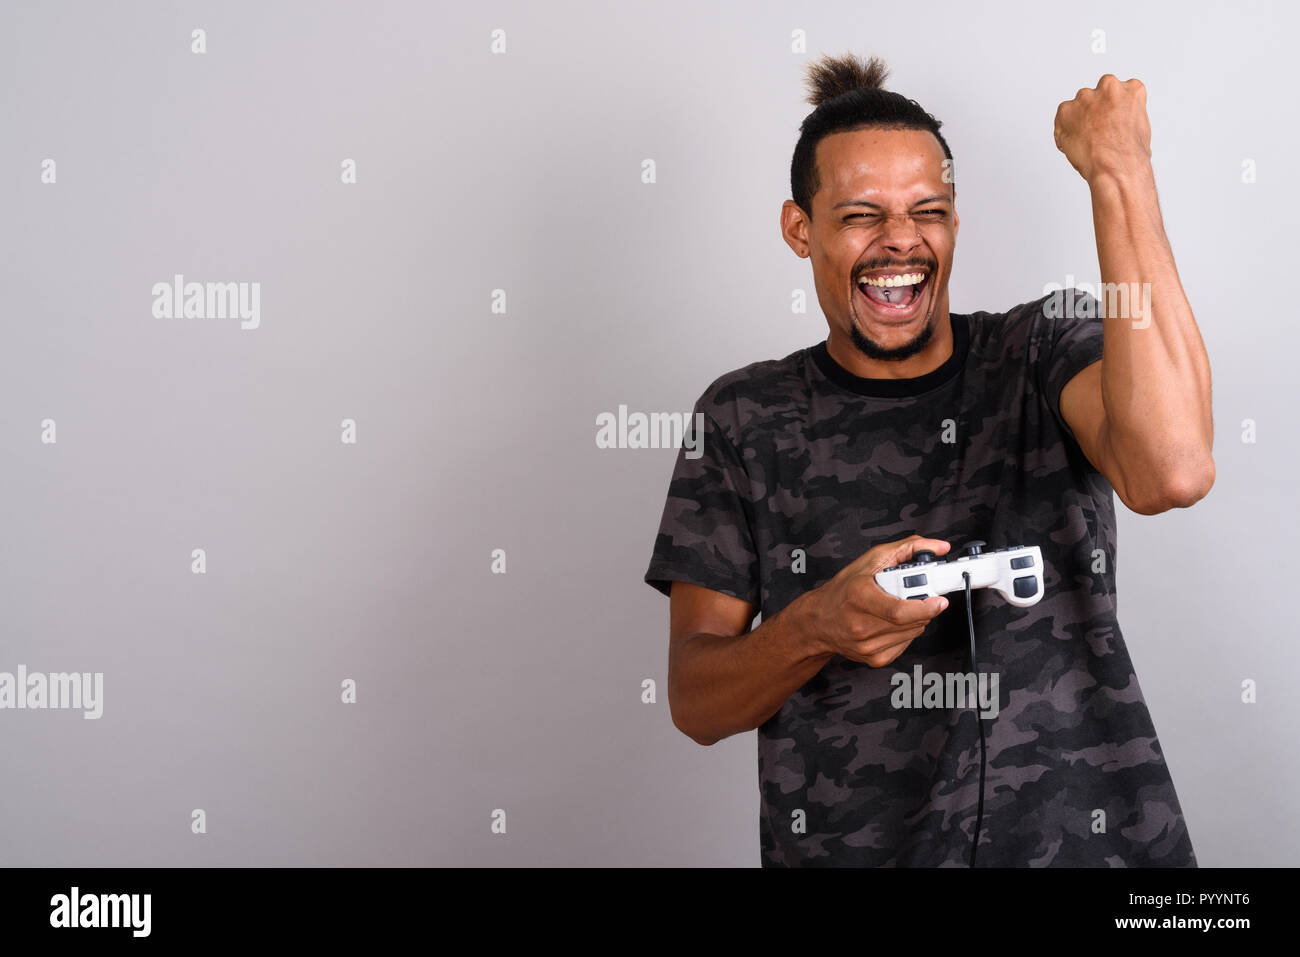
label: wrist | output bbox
[786,588,833,661]
[1087,160,1156,196]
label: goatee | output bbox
[849,314,935,362]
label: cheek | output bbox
[926,245,955,272]
[923,226,954,247]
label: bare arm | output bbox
[1054,75,1214,513]
[667,535,951,746]
[668,584,832,746]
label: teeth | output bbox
[858,272,926,288]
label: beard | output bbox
[848,312,935,362]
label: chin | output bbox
[849,313,935,362]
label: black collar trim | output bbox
[810,314,969,397]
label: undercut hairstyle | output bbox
[790,52,955,221]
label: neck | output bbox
[826,309,954,380]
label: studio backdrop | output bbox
[1,0,1294,866]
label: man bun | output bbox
[802,53,890,107]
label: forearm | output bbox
[1089,165,1214,496]
[669,590,833,746]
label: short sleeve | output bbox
[643,406,761,606]
[1040,288,1105,442]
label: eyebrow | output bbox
[833,194,952,210]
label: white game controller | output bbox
[874,541,1044,608]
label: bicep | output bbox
[668,581,757,649]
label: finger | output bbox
[871,622,928,650]
[864,644,911,669]
[859,629,925,666]
[854,534,952,575]
[844,573,949,625]
[864,590,949,626]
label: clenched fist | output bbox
[1054,74,1152,184]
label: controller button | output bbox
[903,574,928,588]
[907,595,928,600]
[1013,575,1038,598]
[1010,556,1035,569]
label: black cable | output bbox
[963,571,986,868]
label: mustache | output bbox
[854,260,936,280]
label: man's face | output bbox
[785,127,958,363]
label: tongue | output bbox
[863,282,917,307]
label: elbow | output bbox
[676,720,720,748]
[1124,455,1216,514]
[668,695,720,747]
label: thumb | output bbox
[854,534,951,575]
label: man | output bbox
[643,53,1213,866]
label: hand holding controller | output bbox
[874,541,1044,608]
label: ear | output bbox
[780,199,811,258]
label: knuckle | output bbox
[875,643,909,668]
[840,607,867,637]
[881,603,908,627]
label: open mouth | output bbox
[855,270,930,318]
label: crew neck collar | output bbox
[810,314,969,398]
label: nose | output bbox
[880,213,922,255]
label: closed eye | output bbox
[845,210,947,221]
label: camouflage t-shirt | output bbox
[644,290,1197,867]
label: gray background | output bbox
[1,0,1294,866]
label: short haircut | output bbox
[790,52,955,220]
